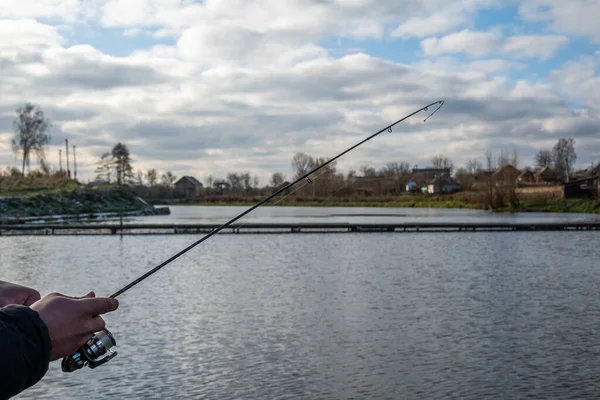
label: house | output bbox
[492,165,520,187]
[174,176,203,199]
[563,175,600,199]
[427,176,461,194]
[534,167,561,185]
[517,170,535,185]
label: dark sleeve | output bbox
[0,305,52,400]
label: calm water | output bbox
[2,224,600,399]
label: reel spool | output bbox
[61,329,118,372]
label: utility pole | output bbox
[59,150,63,174]
[65,139,71,179]
[73,145,77,180]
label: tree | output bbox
[382,161,410,177]
[111,143,134,185]
[430,154,454,173]
[360,165,377,177]
[161,171,176,186]
[553,138,577,182]
[465,159,482,175]
[270,172,285,187]
[136,170,144,185]
[226,173,243,191]
[534,149,554,169]
[146,169,158,186]
[95,152,113,183]
[12,103,52,175]
[291,152,314,179]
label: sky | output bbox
[0,0,599,185]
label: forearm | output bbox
[0,305,52,399]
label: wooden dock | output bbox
[1,222,600,235]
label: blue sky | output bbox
[0,0,598,183]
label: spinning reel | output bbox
[61,329,118,372]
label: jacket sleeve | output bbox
[0,305,52,400]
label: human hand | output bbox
[0,280,41,307]
[31,291,119,361]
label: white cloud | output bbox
[421,29,501,57]
[503,35,569,60]
[519,0,600,43]
[0,0,82,21]
[421,29,569,60]
[0,19,64,52]
[391,13,468,38]
[0,3,598,183]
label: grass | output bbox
[499,199,600,214]
[186,198,484,210]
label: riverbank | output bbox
[0,186,169,221]
[183,197,600,214]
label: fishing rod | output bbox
[61,100,445,373]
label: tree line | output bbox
[4,102,589,195]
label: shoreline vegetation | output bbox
[1,176,599,221]
[182,197,600,214]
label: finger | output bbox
[84,316,106,334]
[80,297,119,316]
[23,290,41,306]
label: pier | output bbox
[0,222,600,235]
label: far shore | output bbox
[175,198,600,214]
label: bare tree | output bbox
[382,161,410,177]
[146,169,158,186]
[136,170,144,185]
[360,165,377,177]
[161,171,176,186]
[552,138,577,182]
[534,149,554,169]
[465,159,482,175]
[95,152,113,183]
[291,152,314,179]
[497,150,510,168]
[12,103,52,175]
[485,150,494,208]
[511,146,519,168]
[431,154,454,173]
[270,172,285,187]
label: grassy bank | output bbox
[184,195,600,214]
[498,199,600,214]
[186,198,480,209]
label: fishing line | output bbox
[109,100,444,299]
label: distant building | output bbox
[517,170,535,185]
[563,175,600,199]
[534,167,561,185]
[174,176,203,200]
[427,176,461,194]
[492,164,520,187]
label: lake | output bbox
[3,206,600,399]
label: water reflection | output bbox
[1,231,599,399]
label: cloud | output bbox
[0,2,598,184]
[421,29,569,60]
[502,35,569,60]
[519,0,600,43]
[0,0,83,21]
[390,13,468,38]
